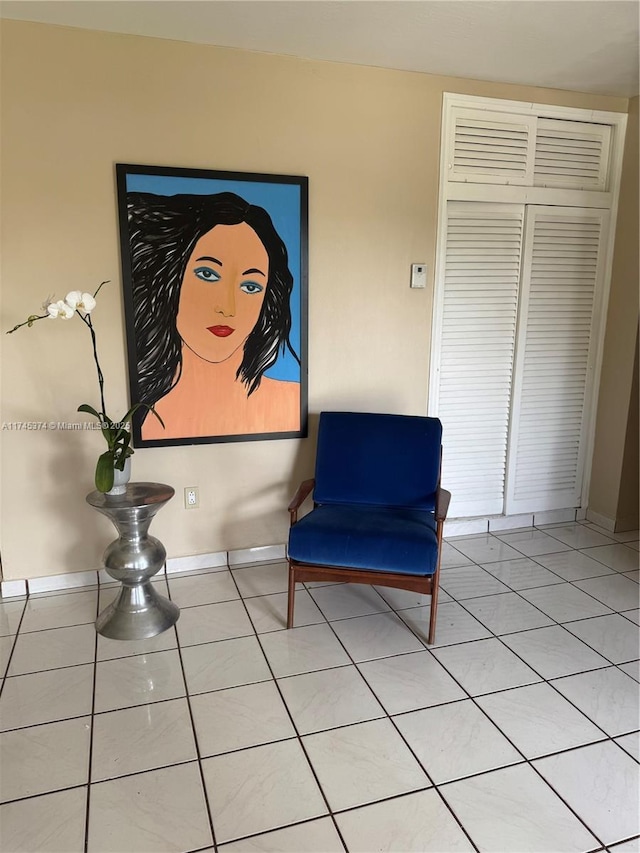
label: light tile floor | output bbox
[0,521,638,852]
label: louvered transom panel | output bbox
[437,202,524,516]
[534,119,612,191]
[448,109,536,186]
[506,208,607,513]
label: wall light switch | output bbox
[410,263,427,289]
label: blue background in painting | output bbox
[126,172,302,383]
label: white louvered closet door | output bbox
[435,202,524,517]
[505,206,609,514]
[533,119,612,191]
[447,108,537,185]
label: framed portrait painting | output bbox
[115,164,308,447]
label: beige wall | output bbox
[0,20,630,580]
[589,97,639,529]
[616,329,639,529]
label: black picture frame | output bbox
[115,163,308,448]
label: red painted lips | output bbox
[207,326,234,337]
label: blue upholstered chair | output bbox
[287,412,450,644]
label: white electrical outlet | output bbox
[184,487,199,509]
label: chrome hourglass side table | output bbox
[87,482,180,640]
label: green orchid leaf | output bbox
[120,402,165,431]
[113,401,162,443]
[112,427,131,445]
[95,449,116,492]
[100,413,117,430]
[114,433,131,465]
[99,414,121,448]
[101,427,117,449]
[78,404,115,447]
[78,403,102,420]
[105,403,141,445]
[113,448,133,469]
[120,402,153,428]
[120,403,142,424]
[149,406,166,429]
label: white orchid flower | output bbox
[41,294,56,311]
[47,299,75,320]
[65,290,96,314]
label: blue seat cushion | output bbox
[288,503,438,576]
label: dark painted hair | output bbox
[127,191,298,405]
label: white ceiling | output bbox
[2,0,639,98]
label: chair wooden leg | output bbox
[287,563,296,628]
[427,581,439,645]
[428,523,444,645]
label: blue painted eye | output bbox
[240,281,264,295]
[194,267,220,283]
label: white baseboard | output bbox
[585,509,616,531]
[533,508,577,526]
[446,508,584,537]
[166,551,227,575]
[445,518,489,537]
[228,544,287,566]
[489,514,534,532]
[28,570,100,595]
[0,544,288,598]
[0,579,28,598]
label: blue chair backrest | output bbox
[314,412,442,511]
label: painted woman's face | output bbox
[177,222,269,364]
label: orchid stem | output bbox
[80,314,107,418]
[5,314,48,334]
[93,280,110,300]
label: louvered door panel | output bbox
[448,108,536,185]
[435,202,524,516]
[505,207,608,513]
[534,119,612,190]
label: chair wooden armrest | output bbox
[435,487,451,522]
[288,478,315,524]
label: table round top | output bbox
[86,482,175,510]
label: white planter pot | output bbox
[106,456,132,496]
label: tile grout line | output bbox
[442,581,638,747]
[205,814,350,852]
[2,576,633,754]
[440,537,639,664]
[1,781,88,809]
[2,574,637,698]
[3,674,635,793]
[456,526,638,576]
[357,554,639,846]
[1,535,636,849]
[434,588,638,843]
[167,584,220,853]
[1,762,199,809]
[386,600,613,850]
[392,578,639,697]
[4,729,637,816]
[307,590,483,853]
[224,561,351,853]
[443,572,625,665]
[0,598,28,700]
[83,589,100,853]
